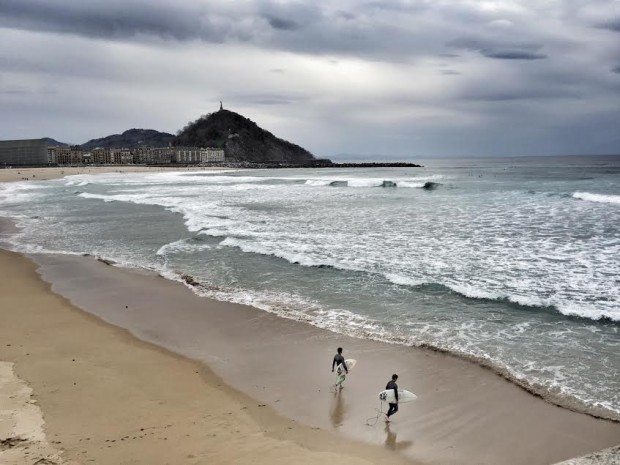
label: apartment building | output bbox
[0,139,49,166]
[174,147,225,164]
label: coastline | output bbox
[1,166,618,464]
[0,165,229,183]
[0,249,409,465]
[1,249,615,464]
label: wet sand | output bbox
[0,249,410,465]
[23,251,620,465]
[0,165,228,183]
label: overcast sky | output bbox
[1,0,619,158]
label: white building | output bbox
[174,147,225,164]
[202,147,225,163]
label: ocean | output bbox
[1,156,618,420]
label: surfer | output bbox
[331,347,348,375]
[385,374,399,422]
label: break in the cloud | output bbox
[0,0,619,157]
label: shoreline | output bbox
[0,249,410,465]
[1,167,616,423]
[0,165,230,183]
[1,167,618,463]
[174,270,618,422]
[10,249,618,465]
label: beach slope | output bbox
[0,249,408,465]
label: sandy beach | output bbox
[1,165,619,464]
[0,249,410,465]
[0,165,228,183]
[0,246,617,464]
[2,0,618,462]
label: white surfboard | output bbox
[337,359,356,375]
[335,359,356,385]
[379,389,417,404]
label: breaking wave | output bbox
[5,166,618,422]
[217,237,618,322]
[151,266,620,422]
[303,177,443,188]
[572,191,620,205]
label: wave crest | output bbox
[572,192,620,205]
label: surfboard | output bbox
[337,359,356,375]
[335,359,356,385]
[379,389,417,404]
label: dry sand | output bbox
[0,250,409,465]
[0,361,63,464]
[0,165,228,183]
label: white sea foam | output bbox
[75,181,620,322]
[4,166,619,420]
[158,264,619,420]
[572,191,620,205]
[0,182,47,206]
[383,273,427,287]
[396,181,426,188]
[156,238,212,256]
[304,179,333,186]
[302,177,436,188]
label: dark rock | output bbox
[0,437,27,450]
[422,181,440,190]
[181,274,199,286]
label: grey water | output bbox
[0,155,618,419]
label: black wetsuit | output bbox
[386,380,399,417]
[332,354,348,373]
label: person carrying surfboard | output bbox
[331,347,348,375]
[385,374,399,422]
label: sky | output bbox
[0,0,619,158]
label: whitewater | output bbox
[0,156,618,420]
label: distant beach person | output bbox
[385,374,399,422]
[331,347,348,375]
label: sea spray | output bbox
[1,159,618,420]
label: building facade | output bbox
[2,140,224,166]
[174,147,225,164]
[202,147,226,163]
[47,146,84,165]
[91,148,110,164]
[148,147,174,164]
[0,139,49,166]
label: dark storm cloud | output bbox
[482,51,546,60]
[1,0,619,156]
[265,16,300,31]
[448,38,547,61]
[0,0,218,41]
[597,17,620,32]
[0,0,484,60]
